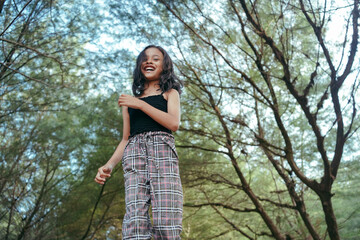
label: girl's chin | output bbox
[143,71,160,77]
[144,75,160,81]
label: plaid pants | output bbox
[121,131,183,240]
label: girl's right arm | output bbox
[94,106,130,185]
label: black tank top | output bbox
[128,94,172,137]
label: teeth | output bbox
[146,67,154,71]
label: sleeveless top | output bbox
[128,94,172,137]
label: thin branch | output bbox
[208,229,235,239]
[81,183,107,240]
[257,197,296,210]
[176,144,228,155]
[337,0,359,86]
[0,37,64,66]
[0,61,54,87]
[0,0,33,36]
[184,202,257,213]
[202,191,255,240]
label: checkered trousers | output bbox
[121,131,183,240]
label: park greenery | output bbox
[1,0,359,239]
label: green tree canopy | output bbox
[105,0,360,239]
[1,0,359,239]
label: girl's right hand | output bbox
[118,94,143,109]
[94,164,113,185]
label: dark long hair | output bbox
[132,45,183,96]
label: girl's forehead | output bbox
[144,47,163,57]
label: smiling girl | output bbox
[95,45,183,239]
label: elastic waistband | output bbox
[129,131,174,141]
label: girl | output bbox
[95,45,183,240]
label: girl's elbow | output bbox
[169,121,180,132]
[171,126,179,132]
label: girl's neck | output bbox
[143,80,161,96]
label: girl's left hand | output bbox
[118,94,143,109]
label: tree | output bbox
[0,0,103,239]
[54,93,126,240]
[108,0,360,239]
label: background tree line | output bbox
[1,0,359,239]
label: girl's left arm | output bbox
[118,89,180,132]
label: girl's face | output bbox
[141,47,164,82]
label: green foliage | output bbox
[1,0,359,239]
[53,93,126,239]
[105,0,360,239]
[0,0,110,239]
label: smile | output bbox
[144,66,155,72]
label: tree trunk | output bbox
[320,192,340,240]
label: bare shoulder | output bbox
[164,89,180,101]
